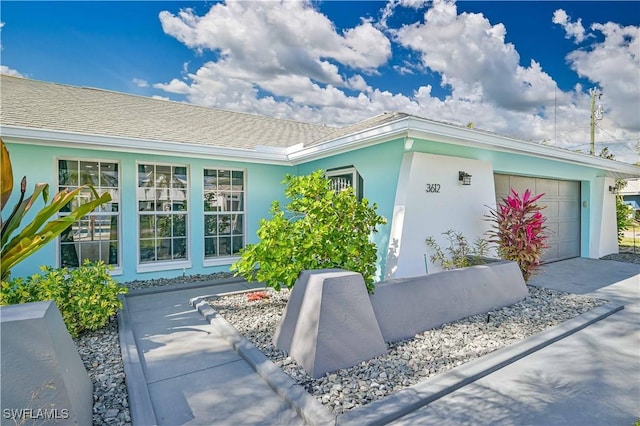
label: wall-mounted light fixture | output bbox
[608,185,617,194]
[459,171,472,186]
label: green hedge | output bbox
[1,260,128,337]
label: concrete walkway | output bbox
[119,279,305,425]
[119,259,639,425]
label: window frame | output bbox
[55,156,123,275]
[203,167,247,267]
[326,165,364,201]
[136,161,191,273]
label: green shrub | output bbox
[0,260,128,337]
[425,229,489,271]
[231,170,386,293]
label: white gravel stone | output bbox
[208,285,606,415]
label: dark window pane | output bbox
[139,164,153,187]
[219,237,231,256]
[58,160,78,186]
[205,216,218,236]
[172,238,187,259]
[205,237,217,257]
[232,236,244,255]
[204,169,217,190]
[108,241,118,265]
[232,171,244,191]
[60,243,79,267]
[156,215,172,237]
[80,161,99,185]
[219,215,231,235]
[139,216,155,239]
[204,191,219,211]
[173,167,187,189]
[157,238,172,260]
[155,165,171,188]
[140,239,156,262]
[173,214,186,237]
[100,162,118,188]
[232,214,243,234]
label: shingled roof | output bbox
[0,75,345,149]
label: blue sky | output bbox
[1,1,639,163]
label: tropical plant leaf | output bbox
[0,139,12,211]
[1,181,48,248]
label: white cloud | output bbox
[132,78,149,88]
[566,22,640,132]
[552,9,587,43]
[154,0,638,163]
[0,65,24,77]
[393,0,561,112]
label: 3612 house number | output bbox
[425,184,441,193]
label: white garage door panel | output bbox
[495,174,581,262]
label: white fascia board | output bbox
[0,126,292,165]
[287,116,639,178]
[406,117,640,178]
[288,119,410,162]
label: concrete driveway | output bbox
[391,258,640,425]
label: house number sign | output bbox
[425,184,441,193]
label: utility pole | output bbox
[589,88,603,155]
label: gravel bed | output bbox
[73,317,131,425]
[208,286,607,415]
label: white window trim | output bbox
[203,256,240,268]
[202,167,247,263]
[136,161,191,270]
[54,156,123,275]
[137,259,192,274]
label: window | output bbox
[137,163,189,264]
[58,159,120,269]
[326,166,364,201]
[204,169,245,259]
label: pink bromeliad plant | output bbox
[486,189,549,282]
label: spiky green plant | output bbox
[1,139,111,280]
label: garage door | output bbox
[494,174,581,262]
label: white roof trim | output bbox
[3,118,639,178]
[288,116,640,178]
[0,126,290,165]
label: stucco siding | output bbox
[3,141,291,282]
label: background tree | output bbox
[232,170,386,293]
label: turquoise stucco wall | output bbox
[297,139,407,279]
[3,142,291,282]
[3,135,613,283]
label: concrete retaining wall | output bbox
[370,260,529,342]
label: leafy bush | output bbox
[0,261,127,337]
[231,170,386,293]
[486,189,548,282]
[425,229,489,271]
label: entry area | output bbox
[494,174,581,262]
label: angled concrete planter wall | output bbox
[1,301,93,425]
[273,261,528,377]
[370,259,529,342]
